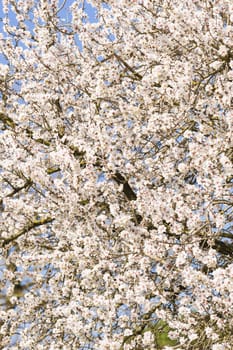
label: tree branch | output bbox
[1,217,54,247]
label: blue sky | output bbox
[0,0,99,64]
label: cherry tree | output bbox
[0,0,232,349]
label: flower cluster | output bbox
[0,0,232,349]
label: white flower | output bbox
[188,332,198,341]
[142,331,153,346]
[124,329,133,337]
[113,214,131,227]
[212,344,229,350]
[177,163,187,173]
[219,45,228,57]
[176,251,187,267]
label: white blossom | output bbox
[0,0,232,349]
